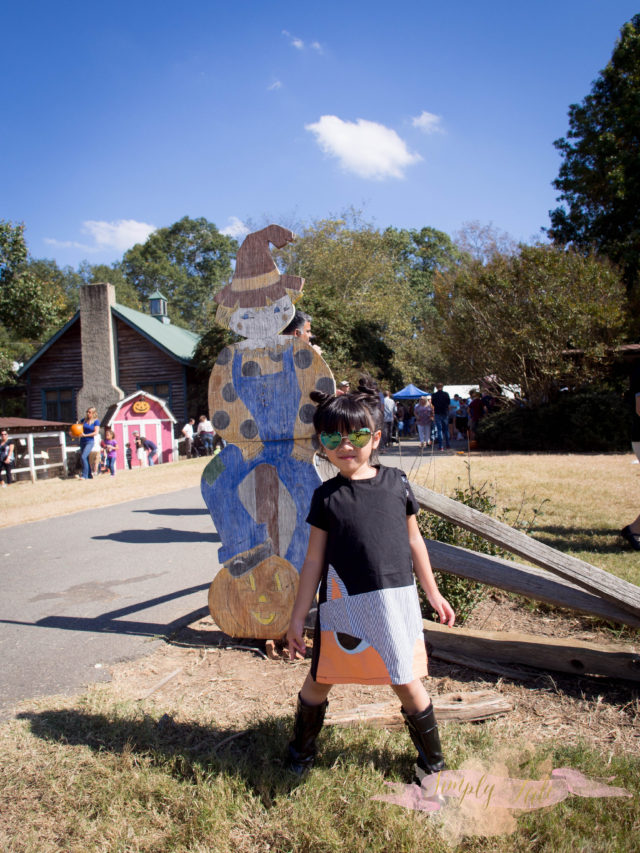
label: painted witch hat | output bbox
[215,224,304,309]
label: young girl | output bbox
[286,383,455,781]
[101,429,118,477]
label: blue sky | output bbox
[2,1,638,268]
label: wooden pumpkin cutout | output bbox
[208,556,299,639]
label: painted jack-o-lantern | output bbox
[208,555,298,639]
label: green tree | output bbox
[121,216,238,331]
[275,213,417,386]
[381,225,464,383]
[434,244,627,403]
[26,258,83,314]
[383,226,462,319]
[0,222,69,383]
[548,14,640,312]
[87,263,142,310]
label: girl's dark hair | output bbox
[310,379,383,459]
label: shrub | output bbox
[476,390,630,452]
[417,481,513,624]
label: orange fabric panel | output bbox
[315,630,391,685]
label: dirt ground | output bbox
[103,595,640,757]
[5,453,639,756]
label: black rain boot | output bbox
[401,703,446,785]
[287,693,328,775]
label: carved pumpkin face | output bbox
[208,555,298,639]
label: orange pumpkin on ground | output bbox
[208,555,298,639]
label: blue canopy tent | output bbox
[392,383,429,400]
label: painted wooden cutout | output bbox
[201,225,334,638]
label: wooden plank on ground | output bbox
[423,620,640,682]
[412,482,640,619]
[425,539,640,629]
[325,690,512,730]
[428,649,538,682]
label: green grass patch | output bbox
[2,695,638,852]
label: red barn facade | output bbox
[105,390,176,470]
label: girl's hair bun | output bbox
[309,389,333,406]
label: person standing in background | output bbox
[197,415,215,455]
[77,407,100,479]
[182,418,195,458]
[381,391,396,450]
[282,309,313,344]
[621,362,640,551]
[455,398,469,441]
[431,384,451,451]
[0,429,15,486]
[414,396,432,449]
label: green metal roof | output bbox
[18,303,201,376]
[113,303,200,363]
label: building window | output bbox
[137,383,172,410]
[43,388,74,422]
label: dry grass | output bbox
[409,449,640,585]
[0,457,211,528]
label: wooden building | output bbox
[17,283,201,430]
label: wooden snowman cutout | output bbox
[201,225,334,638]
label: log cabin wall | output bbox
[115,319,187,425]
[25,320,83,420]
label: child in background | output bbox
[102,429,118,477]
[286,381,455,781]
[135,436,147,467]
[125,443,132,469]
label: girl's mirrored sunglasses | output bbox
[319,428,372,450]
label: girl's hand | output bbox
[428,592,456,628]
[286,618,307,661]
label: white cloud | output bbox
[305,115,422,180]
[411,110,444,134]
[282,30,322,52]
[268,80,282,91]
[282,29,304,50]
[45,219,156,253]
[221,217,250,240]
[82,219,156,250]
[44,237,93,250]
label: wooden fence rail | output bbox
[412,482,640,623]
[425,539,640,628]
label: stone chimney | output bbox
[77,282,124,420]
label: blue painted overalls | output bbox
[201,344,319,572]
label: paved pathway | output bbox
[0,440,460,720]
[0,486,218,720]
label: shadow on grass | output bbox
[531,524,630,554]
[16,707,409,806]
